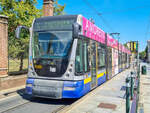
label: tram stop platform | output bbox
[60,69,132,113]
[138,63,150,113]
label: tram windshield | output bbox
[32,31,72,59]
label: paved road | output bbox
[0,89,76,113]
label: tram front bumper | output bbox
[62,81,86,98]
[26,78,63,99]
[26,79,90,99]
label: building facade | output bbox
[0,15,8,76]
[147,40,150,63]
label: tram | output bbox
[16,15,131,99]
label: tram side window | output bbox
[83,40,89,72]
[124,53,126,64]
[119,53,122,65]
[122,53,124,64]
[122,54,124,64]
[75,39,83,73]
[123,53,125,64]
[98,44,105,69]
[125,54,127,63]
[118,53,120,65]
[124,54,126,64]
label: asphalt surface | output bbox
[1,62,147,113]
[0,89,77,113]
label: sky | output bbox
[36,0,150,51]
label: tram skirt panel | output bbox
[62,80,91,98]
[97,72,106,86]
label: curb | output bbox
[0,85,25,102]
[0,75,26,91]
[0,85,26,102]
[0,85,25,95]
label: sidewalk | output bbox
[138,74,150,113]
[60,69,131,113]
[0,74,26,99]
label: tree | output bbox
[145,46,148,60]
[0,0,42,71]
[54,0,66,15]
[139,51,146,60]
[139,46,148,60]
[0,0,65,71]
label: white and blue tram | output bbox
[16,15,131,99]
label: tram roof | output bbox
[35,15,78,22]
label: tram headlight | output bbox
[65,62,74,77]
[66,68,72,77]
[68,68,72,73]
[26,83,32,87]
[66,73,70,77]
[64,87,75,91]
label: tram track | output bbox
[1,101,30,113]
[51,105,68,113]
[1,101,68,113]
[0,91,76,113]
[0,91,31,113]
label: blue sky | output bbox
[37,0,150,51]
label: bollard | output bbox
[137,64,140,94]
[136,64,140,113]
[130,72,134,100]
[141,65,146,75]
[126,77,130,113]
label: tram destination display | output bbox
[33,19,75,31]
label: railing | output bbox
[126,63,140,113]
[8,57,28,75]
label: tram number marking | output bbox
[50,67,56,72]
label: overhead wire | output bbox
[75,4,150,18]
[82,0,115,32]
[145,15,150,40]
[102,5,150,15]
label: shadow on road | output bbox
[16,89,77,105]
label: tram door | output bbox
[119,52,122,72]
[107,48,112,79]
[90,41,97,88]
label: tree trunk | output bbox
[19,53,24,71]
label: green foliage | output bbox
[139,51,146,60]
[124,43,129,49]
[0,0,41,70]
[0,0,41,58]
[54,0,66,15]
[139,45,148,60]
[144,46,148,60]
[0,0,65,71]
